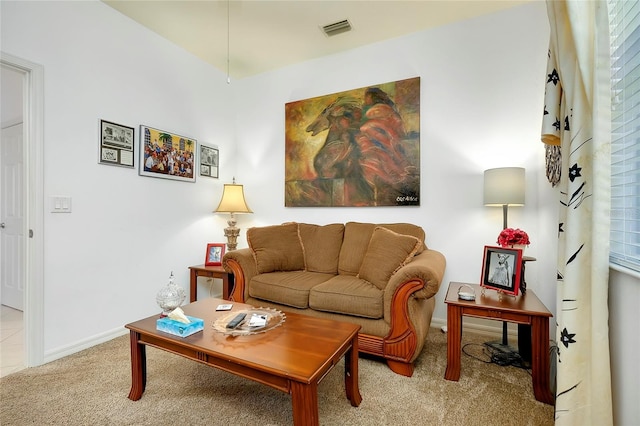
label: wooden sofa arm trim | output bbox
[359,333,414,377]
[384,279,424,361]
[224,258,247,302]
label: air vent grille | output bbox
[322,19,352,37]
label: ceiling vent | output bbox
[321,19,352,37]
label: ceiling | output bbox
[102,0,533,80]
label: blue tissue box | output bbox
[156,316,204,337]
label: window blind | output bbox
[609,0,640,271]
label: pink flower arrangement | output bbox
[497,228,530,247]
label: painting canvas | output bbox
[139,125,196,182]
[285,77,420,207]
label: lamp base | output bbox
[223,216,240,251]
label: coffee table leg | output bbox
[444,304,462,381]
[291,381,319,426]
[127,330,147,401]
[345,335,362,406]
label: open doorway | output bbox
[0,53,45,369]
[0,64,25,376]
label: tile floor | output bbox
[0,304,25,377]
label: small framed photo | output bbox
[480,245,523,296]
[205,243,226,266]
[139,125,196,182]
[99,120,135,167]
[199,143,219,178]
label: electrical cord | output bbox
[462,343,530,370]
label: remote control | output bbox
[226,313,247,329]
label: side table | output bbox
[444,282,554,405]
[188,264,234,302]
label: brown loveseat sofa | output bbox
[222,221,446,376]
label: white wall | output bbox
[1,0,237,354]
[233,2,556,330]
[609,269,640,425]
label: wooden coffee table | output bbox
[125,298,362,425]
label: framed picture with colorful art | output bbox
[480,245,523,296]
[139,125,196,182]
[205,243,225,266]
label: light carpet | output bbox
[0,328,554,425]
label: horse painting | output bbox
[285,77,420,207]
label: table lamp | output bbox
[214,178,252,251]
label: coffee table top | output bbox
[125,298,361,383]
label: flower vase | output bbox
[509,244,526,253]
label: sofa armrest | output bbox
[384,249,446,311]
[381,248,446,366]
[222,248,256,302]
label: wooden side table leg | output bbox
[445,304,462,381]
[291,381,319,426]
[531,316,555,405]
[344,335,362,407]
[189,269,198,303]
[127,330,146,401]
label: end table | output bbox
[188,264,234,302]
[444,282,554,405]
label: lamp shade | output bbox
[214,183,252,214]
[483,167,525,206]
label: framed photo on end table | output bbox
[480,245,523,296]
[205,243,225,266]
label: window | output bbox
[610,0,640,271]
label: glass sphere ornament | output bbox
[156,272,186,316]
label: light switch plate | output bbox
[51,196,72,213]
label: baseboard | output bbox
[430,316,519,339]
[43,327,129,364]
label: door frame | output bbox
[1,52,44,367]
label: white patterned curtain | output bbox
[541,1,613,424]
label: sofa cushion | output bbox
[357,226,422,290]
[338,222,376,275]
[381,223,426,251]
[249,271,333,309]
[309,275,383,319]
[299,223,344,274]
[338,222,425,275]
[247,223,304,273]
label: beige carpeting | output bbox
[0,328,554,425]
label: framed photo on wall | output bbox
[139,125,196,182]
[205,243,225,266]
[480,245,523,296]
[199,143,219,178]
[99,120,134,168]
